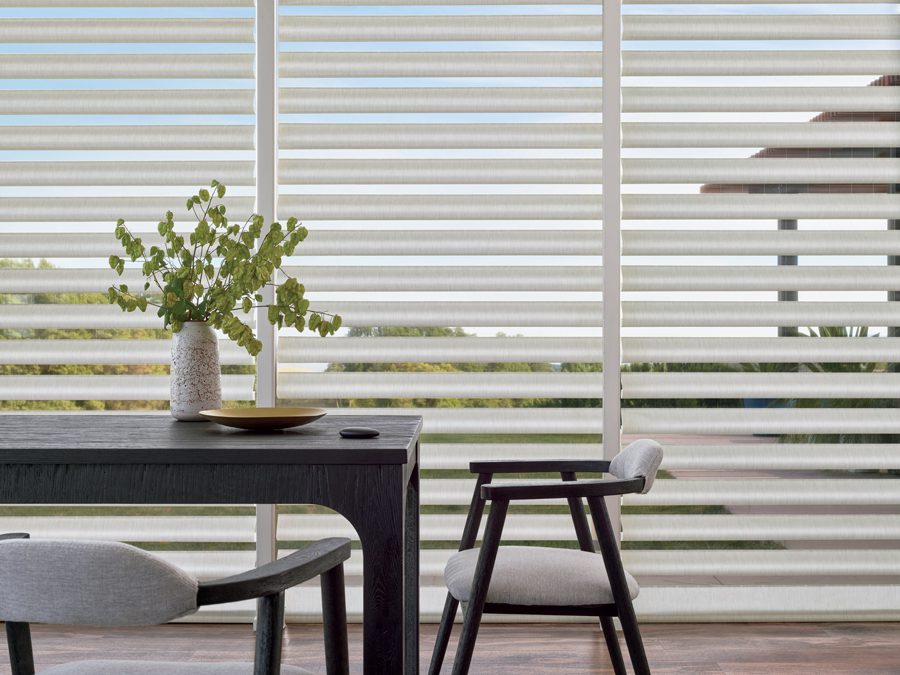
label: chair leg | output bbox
[450,499,509,675]
[429,593,459,675]
[6,622,34,675]
[321,563,350,675]
[254,593,285,675]
[618,601,651,675]
[587,496,651,675]
[599,616,626,675]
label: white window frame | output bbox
[250,0,624,563]
[255,0,279,569]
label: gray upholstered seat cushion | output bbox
[41,661,312,674]
[445,546,639,606]
[0,539,198,626]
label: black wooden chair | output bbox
[428,439,663,675]
[0,533,351,675]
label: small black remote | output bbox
[340,426,380,439]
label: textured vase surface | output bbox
[170,321,222,421]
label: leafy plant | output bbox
[780,326,890,444]
[320,326,554,409]
[736,361,797,374]
[107,181,340,356]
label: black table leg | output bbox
[353,466,407,675]
[405,449,420,674]
[316,460,421,675]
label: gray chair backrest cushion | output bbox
[0,539,198,626]
[610,439,664,494]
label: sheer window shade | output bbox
[621,0,900,620]
[274,0,603,621]
[0,1,256,619]
[4,0,898,626]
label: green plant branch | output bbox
[207,213,254,298]
[193,190,219,270]
[120,291,163,310]
[230,302,337,318]
[117,221,169,294]
[108,182,340,356]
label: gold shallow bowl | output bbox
[199,407,327,431]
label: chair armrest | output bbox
[481,477,644,501]
[0,533,29,541]
[468,459,610,475]
[198,537,351,606]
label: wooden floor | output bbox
[3,622,899,674]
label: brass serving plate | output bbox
[199,407,327,431]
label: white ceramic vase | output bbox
[170,321,222,421]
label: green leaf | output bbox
[109,183,338,357]
[248,338,261,356]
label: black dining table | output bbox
[0,412,422,675]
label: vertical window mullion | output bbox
[602,0,624,534]
[255,0,279,569]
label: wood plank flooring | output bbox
[2,622,899,674]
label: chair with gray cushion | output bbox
[0,533,351,675]
[428,439,663,675]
